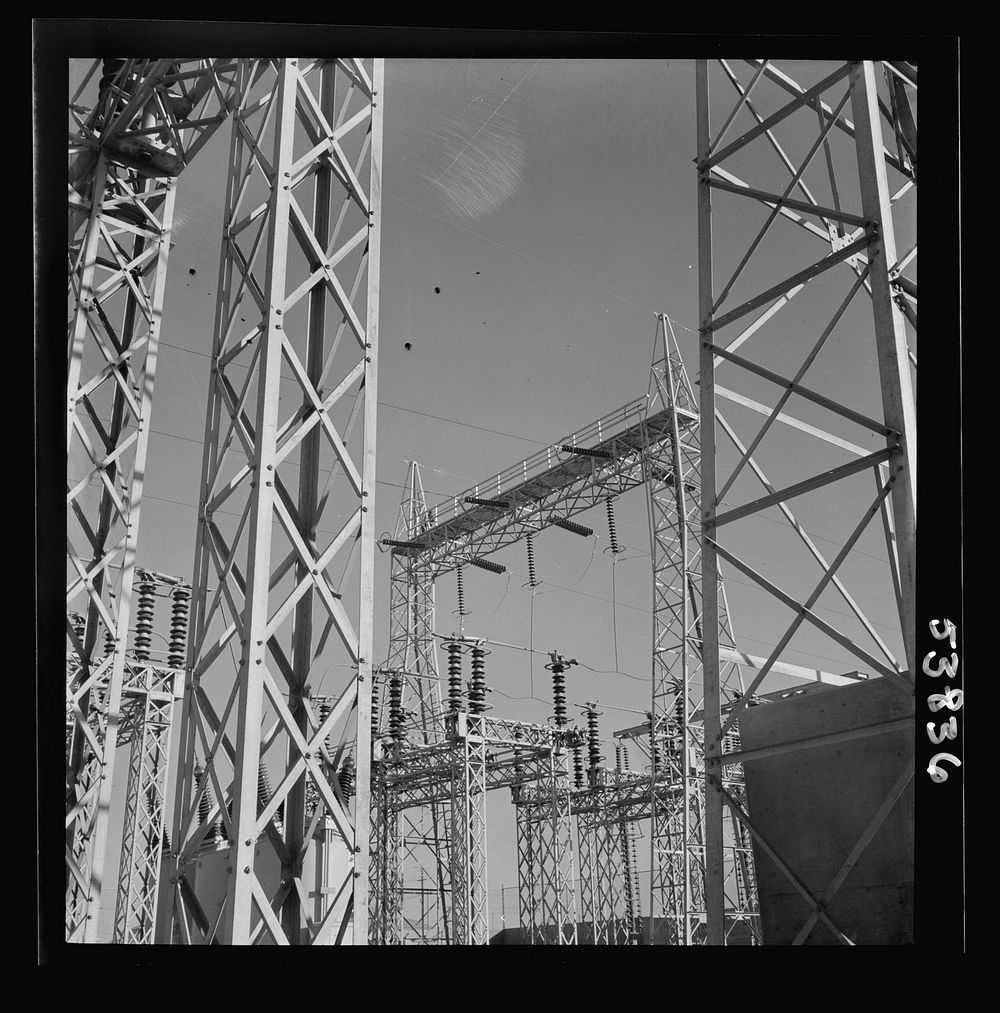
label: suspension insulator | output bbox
[468,645,488,714]
[388,673,403,741]
[338,754,356,800]
[371,675,382,738]
[464,496,511,509]
[167,584,190,668]
[468,555,506,575]
[446,643,464,713]
[134,578,156,662]
[552,517,593,538]
[526,534,539,588]
[572,739,585,789]
[382,537,427,552]
[455,565,468,617]
[513,727,524,781]
[615,743,623,773]
[606,497,622,555]
[561,444,613,459]
[586,705,604,773]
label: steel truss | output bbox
[514,750,579,944]
[66,58,248,940]
[576,788,629,945]
[374,711,563,944]
[373,463,451,942]
[643,315,759,944]
[163,58,384,945]
[449,713,489,944]
[696,60,916,944]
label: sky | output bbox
[67,56,914,940]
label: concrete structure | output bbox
[739,677,913,944]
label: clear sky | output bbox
[69,57,912,939]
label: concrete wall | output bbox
[739,677,913,944]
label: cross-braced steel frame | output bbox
[373,462,452,942]
[381,322,859,944]
[575,780,630,945]
[162,57,384,945]
[66,59,245,939]
[642,315,759,944]
[696,59,916,945]
[111,659,183,942]
[374,711,558,943]
[514,750,578,944]
[448,713,490,944]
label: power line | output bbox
[157,339,546,446]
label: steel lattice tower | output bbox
[162,57,383,945]
[695,59,916,945]
[66,59,247,941]
[643,315,759,944]
[371,462,452,943]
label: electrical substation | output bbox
[64,55,919,946]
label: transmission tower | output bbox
[66,58,247,941]
[372,461,452,943]
[161,57,383,945]
[643,313,758,944]
[695,59,916,944]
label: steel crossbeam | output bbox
[399,401,688,576]
[696,59,916,944]
[163,58,383,946]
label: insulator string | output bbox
[526,533,537,588]
[454,565,469,636]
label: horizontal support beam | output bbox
[712,447,896,528]
[719,648,868,687]
[706,716,912,766]
[708,177,869,228]
[412,403,682,573]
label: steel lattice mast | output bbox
[370,463,452,942]
[695,59,917,944]
[162,57,383,945]
[375,462,452,942]
[66,59,247,941]
[642,315,758,944]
